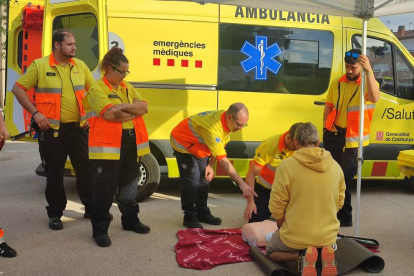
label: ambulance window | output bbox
[218,24,333,95]
[53,13,99,70]
[395,49,414,100]
[352,36,394,96]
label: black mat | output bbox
[250,238,385,276]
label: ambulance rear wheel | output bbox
[136,153,161,202]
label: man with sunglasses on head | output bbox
[323,48,380,227]
[170,103,257,228]
[12,29,95,231]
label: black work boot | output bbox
[94,234,111,247]
[183,220,203,229]
[123,220,150,234]
[0,243,17,258]
[197,214,222,225]
[49,217,63,230]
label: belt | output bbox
[122,129,135,136]
[60,122,80,128]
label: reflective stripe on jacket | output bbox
[85,79,150,160]
[345,104,375,148]
[170,110,230,160]
[255,132,293,189]
[325,75,377,148]
[34,55,88,129]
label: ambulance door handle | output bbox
[314,101,325,106]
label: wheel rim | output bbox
[137,162,148,189]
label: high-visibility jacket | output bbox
[170,110,230,160]
[17,55,89,129]
[84,77,150,160]
[325,74,377,148]
[253,132,294,189]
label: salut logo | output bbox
[72,71,80,74]
[240,35,282,80]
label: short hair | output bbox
[227,103,248,118]
[344,48,362,64]
[288,123,302,139]
[294,122,319,146]
[52,29,74,50]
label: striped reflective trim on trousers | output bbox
[188,118,205,144]
[89,147,121,154]
[34,88,62,93]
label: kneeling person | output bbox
[266,123,345,276]
[244,123,300,222]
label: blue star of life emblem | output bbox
[215,137,221,143]
[198,112,208,116]
[240,35,282,80]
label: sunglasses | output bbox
[345,51,360,60]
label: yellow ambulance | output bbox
[4,0,414,201]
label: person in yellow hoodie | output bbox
[266,122,345,276]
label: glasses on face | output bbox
[231,115,248,128]
[112,66,130,77]
[345,51,360,61]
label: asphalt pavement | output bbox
[0,141,413,275]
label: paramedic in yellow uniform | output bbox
[12,30,95,231]
[84,47,150,247]
[244,123,301,222]
[170,103,257,228]
[323,49,379,227]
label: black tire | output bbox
[136,153,161,202]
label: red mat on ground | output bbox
[175,228,259,270]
